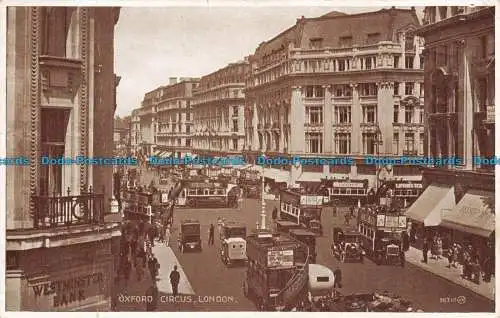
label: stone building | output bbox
[6,7,122,311]
[245,8,424,202]
[138,77,199,159]
[192,60,249,156]
[407,6,494,249]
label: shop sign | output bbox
[395,183,423,189]
[333,182,364,188]
[376,215,386,227]
[31,272,104,308]
[385,216,399,228]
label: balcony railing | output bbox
[403,149,418,156]
[33,186,105,229]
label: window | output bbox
[405,56,414,69]
[306,106,323,124]
[478,78,488,112]
[363,133,377,154]
[365,57,374,70]
[232,139,238,150]
[419,133,424,154]
[233,106,239,117]
[420,56,424,69]
[186,125,191,134]
[393,106,399,123]
[339,36,353,48]
[233,119,238,132]
[405,83,414,95]
[306,133,323,153]
[310,38,323,49]
[177,138,181,145]
[404,133,415,154]
[335,133,351,154]
[439,6,448,20]
[186,139,191,147]
[405,35,414,51]
[419,110,424,123]
[366,33,381,45]
[334,84,352,97]
[41,7,71,57]
[314,86,324,98]
[337,59,346,71]
[336,106,351,124]
[420,83,425,97]
[360,83,377,96]
[363,106,376,123]
[394,82,400,95]
[405,106,414,123]
[305,86,314,98]
[394,56,400,68]
[393,133,399,155]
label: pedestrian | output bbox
[399,250,405,267]
[333,267,342,288]
[148,255,160,281]
[217,217,223,234]
[208,224,215,246]
[422,237,429,264]
[344,213,350,225]
[148,225,156,247]
[145,279,159,311]
[272,207,278,221]
[170,265,181,297]
[165,224,171,246]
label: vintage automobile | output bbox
[220,237,247,266]
[374,237,401,265]
[331,227,364,263]
[178,219,202,253]
[309,219,323,236]
[220,222,246,241]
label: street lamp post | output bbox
[260,153,266,230]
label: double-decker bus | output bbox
[279,189,328,234]
[357,205,408,265]
[176,178,239,208]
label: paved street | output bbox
[264,200,495,312]
[126,168,494,312]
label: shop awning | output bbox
[405,183,455,227]
[296,172,323,183]
[152,149,163,157]
[440,190,495,237]
[264,168,289,183]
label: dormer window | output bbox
[366,33,381,45]
[310,38,323,49]
[339,36,353,48]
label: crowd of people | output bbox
[421,233,494,284]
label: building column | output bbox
[350,84,361,154]
[400,33,406,68]
[323,85,333,154]
[377,82,393,155]
[290,86,305,154]
[463,42,473,170]
[252,101,259,151]
[279,103,285,153]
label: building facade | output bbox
[245,8,425,191]
[113,116,130,156]
[139,77,199,158]
[407,7,495,250]
[6,7,122,310]
[130,108,141,155]
[191,61,249,156]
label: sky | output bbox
[114,6,424,117]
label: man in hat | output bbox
[170,265,181,297]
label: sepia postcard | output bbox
[2,2,496,314]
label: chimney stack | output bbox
[169,77,177,85]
